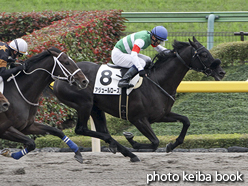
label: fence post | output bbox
[90,116,101,152]
[206,14,218,50]
[234,31,248,41]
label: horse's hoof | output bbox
[109,140,117,154]
[74,154,83,164]
[130,156,141,162]
[123,132,134,139]
[109,146,117,154]
[165,143,173,153]
[0,148,12,157]
[74,151,83,164]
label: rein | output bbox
[146,76,175,102]
[7,52,81,106]
[10,73,39,106]
[144,53,175,102]
[146,45,209,102]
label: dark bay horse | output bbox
[0,47,89,163]
[53,37,225,162]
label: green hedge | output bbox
[36,96,77,129]
[210,40,248,67]
[22,9,126,63]
[33,133,248,149]
[0,11,74,41]
[1,10,126,64]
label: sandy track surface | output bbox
[0,151,247,186]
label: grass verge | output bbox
[34,133,248,149]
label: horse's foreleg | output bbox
[22,122,83,163]
[0,126,35,160]
[158,112,190,152]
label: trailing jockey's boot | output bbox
[118,66,138,88]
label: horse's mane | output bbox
[24,47,61,66]
[172,40,190,51]
[153,40,190,68]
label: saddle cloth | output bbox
[93,64,143,95]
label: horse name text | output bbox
[94,87,120,94]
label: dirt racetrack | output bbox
[0,151,247,186]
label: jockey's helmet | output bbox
[9,38,28,55]
[151,26,168,41]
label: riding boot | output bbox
[118,66,138,88]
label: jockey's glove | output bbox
[7,57,16,63]
[139,70,147,77]
[21,62,28,71]
[163,49,171,54]
[17,64,25,71]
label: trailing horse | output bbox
[0,47,89,163]
[53,37,225,162]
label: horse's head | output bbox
[188,36,225,81]
[47,47,89,89]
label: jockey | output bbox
[111,26,169,88]
[0,38,28,81]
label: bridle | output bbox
[175,46,213,76]
[147,45,215,102]
[23,52,82,85]
[7,52,82,106]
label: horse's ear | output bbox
[188,38,197,49]
[193,36,199,43]
[47,48,57,56]
[47,49,52,54]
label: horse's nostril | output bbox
[220,71,226,76]
[82,79,89,85]
[2,102,9,110]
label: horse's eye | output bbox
[64,61,70,65]
[201,52,208,58]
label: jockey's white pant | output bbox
[111,47,151,69]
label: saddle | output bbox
[106,63,128,69]
[93,64,143,120]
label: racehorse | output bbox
[0,92,9,113]
[53,37,225,162]
[0,47,89,163]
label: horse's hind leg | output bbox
[76,105,140,162]
[21,122,83,163]
[0,126,35,160]
[124,117,160,151]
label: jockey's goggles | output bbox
[156,39,165,46]
[18,53,23,57]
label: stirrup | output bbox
[118,79,134,88]
[118,82,134,88]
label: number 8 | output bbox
[100,70,112,85]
